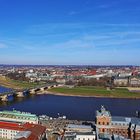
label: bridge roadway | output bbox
[0,84,60,102]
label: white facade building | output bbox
[75,132,96,140]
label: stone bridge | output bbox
[0,84,60,101]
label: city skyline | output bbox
[0,0,140,65]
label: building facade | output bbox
[95,106,140,140]
[64,132,96,140]
[113,77,129,86]
[130,77,140,87]
[0,110,38,124]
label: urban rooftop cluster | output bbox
[0,106,140,140]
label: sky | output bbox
[0,0,140,65]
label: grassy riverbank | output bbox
[48,86,140,98]
[0,76,43,90]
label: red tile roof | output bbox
[0,121,46,140]
[18,124,46,140]
[23,123,46,139]
[0,121,24,131]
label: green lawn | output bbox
[48,86,140,98]
[0,76,44,90]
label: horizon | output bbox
[0,64,139,67]
[0,0,140,65]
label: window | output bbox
[107,122,109,125]
[103,122,105,125]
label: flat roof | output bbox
[67,124,92,129]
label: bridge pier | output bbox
[1,95,8,101]
[47,86,51,89]
[29,89,36,94]
[16,92,24,97]
[40,87,45,92]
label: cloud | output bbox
[2,23,140,53]
[78,32,140,50]
[69,11,79,15]
[0,43,7,48]
[51,39,95,49]
[15,29,140,53]
[97,4,112,9]
[6,24,140,38]
[83,35,111,41]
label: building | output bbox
[129,77,140,87]
[98,133,130,140]
[114,77,129,86]
[83,74,106,80]
[118,73,132,78]
[64,132,96,140]
[66,124,93,133]
[95,106,140,140]
[0,121,46,140]
[0,110,38,124]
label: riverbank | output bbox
[47,86,140,99]
[46,91,140,99]
[0,76,44,90]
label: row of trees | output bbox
[77,77,112,87]
[6,72,29,81]
[65,77,114,87]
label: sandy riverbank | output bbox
[44,91,140,99]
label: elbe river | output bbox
[0,86,140,120]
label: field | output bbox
[48,86,140,98]
[0,76,43,90]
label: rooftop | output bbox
[0,110,38,121]
[0,121,24,131]
[112,116,140,125]
[67,124,92,129]
[65,132,95,135]
[15,123,46,140]
[0,121,46,140]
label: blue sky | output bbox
[0,0,140,65]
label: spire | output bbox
[101,105,106,113]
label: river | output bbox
[0,86,12,93]
[0,86,140,120]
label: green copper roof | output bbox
[0,110,38,121]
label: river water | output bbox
[0,86,140,120]
[0,86,12,93]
